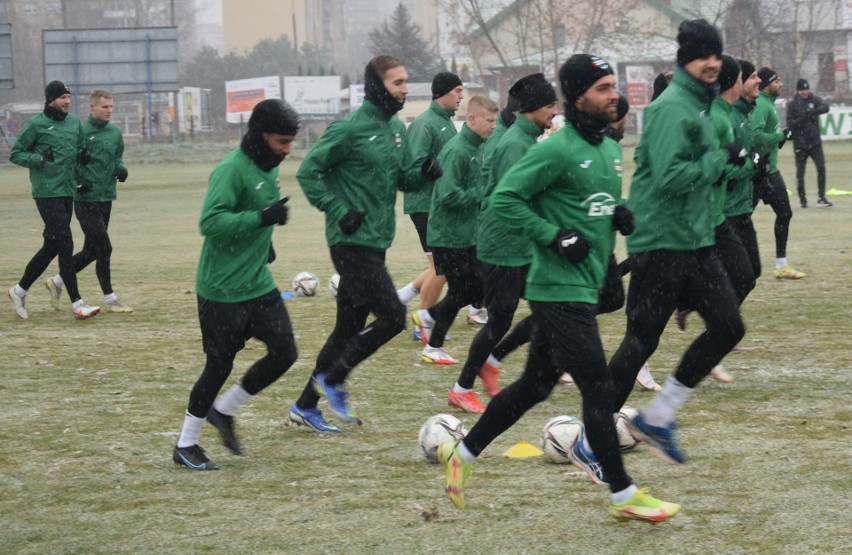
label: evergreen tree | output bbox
[367,3,438,82]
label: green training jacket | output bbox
[10,112,84,199]
[752,90,785,173]
[297,100,424,251]
[626,67,727,254]
[196,148,280,303]
[75,115,127,202]
[426,124,487,248]
[476,114,541,266]
[403,100,457,214]
[490,122,622,304]
[710,96,755,226]
[724,99,757,218]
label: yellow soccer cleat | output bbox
[438,440,473,509]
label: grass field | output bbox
[1,141,850,554]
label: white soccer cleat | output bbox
[466,307,488,325]
[106,299,134,313]
[74,304,101,320]
[421,345,459,365]
[44,278,62,311]
[7,287,28,319]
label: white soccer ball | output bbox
[292,272,319,297]
[418,414,468,463]
[615,405,640,452]
[328,273,340,297]
[541,415,583,464]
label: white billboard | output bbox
[349,84,365,110]
[820,105,852,141]
[284,76,341,116]
[225,76,281,124]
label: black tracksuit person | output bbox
[786,79,831,207]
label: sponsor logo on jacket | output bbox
[581,192,618,216]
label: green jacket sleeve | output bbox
[199,163,263,238]
[642,111,727,195]
[490,145,562,247]
[751,104,784,153]
[9,121,42,169]
[295,120,352,225]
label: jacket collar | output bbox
[673,67,715,104]
[429,100,455,119]
[360,99,393,122]
[459,123,486,147]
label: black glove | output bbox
[612,205,634,236]
[723,142,747,166]
[550,229,591,263]
[778,128,793,149]
[267,244,276,264]
[714,172,727,188]
[39,146,54,165]
[76,182,92,195]
[259,196,289,227]
[79,148,92,165]
[726,178,738,192]
[116,168,129,183]
[338,208,366,234]
[421,157,443,181]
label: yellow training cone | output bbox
[503,441,544,458]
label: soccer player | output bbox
[607,19,746,465]
[44,89,133,313]
[412,95,498,366]
[396,72,462,318]
[443,73,558,413]
[288,55,435,432]
[172,99,300,470]
[786,78,831,208]
[8,81,100,320]
[438,54,680,522]
[752,67,805,279]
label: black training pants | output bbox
[73,201,114,295]
[794,143,826,202]
[20,197,81,302]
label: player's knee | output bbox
[386,300,407,336]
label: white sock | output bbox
[52,275,64,289]
[452,383,471,394]
[457,440,476,464]
[417,309,435,326]
[177,412,206,448]
[104,293,117,303]
[72,299,84,311]
[213,383,252,416]
[612,484,638,505]
[642,377,694,427]
[14,284,27,297]
[486,354,501,368]
[775,257,788,269]
[468,305,484,316]
[396,282,419,303]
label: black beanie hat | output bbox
[718,55,741,92]
[796,78,809,90]
[431,72,463,99]
[248,99,301,136]
[614,94,630,121]
[559,54,615,105]
[738,60,756,83]
[45,80,71,105]
[757,67,779,90]
[509,73,557,113]
[676,19,723,66]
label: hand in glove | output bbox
[723,142,747,166]
[338,208,366,234]
[76,182,92,195]
[116,168,129,183]
[39,146,54,165]
[778,128,793,149]
[421,158,443,181]
[79,148,92,165]
[259,196,289,227]
[550,229,591,263]
[612,205,634,236]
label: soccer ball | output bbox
[418,414,468,463]
[616,405,640,452]
[292,272,319,297]
[541,415,583,464]
[328,273,340,297]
